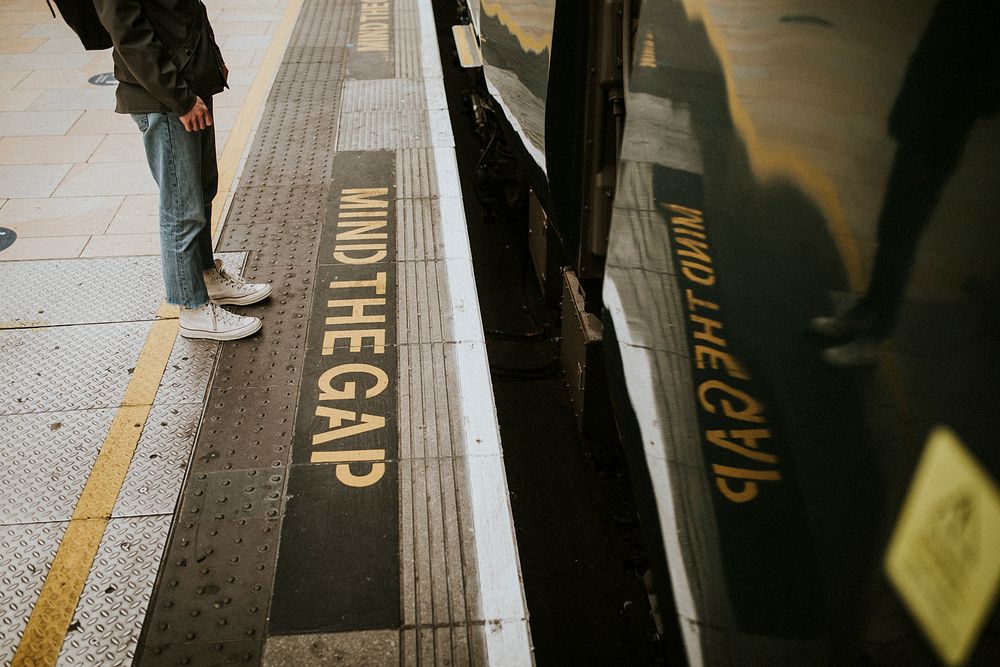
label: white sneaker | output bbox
[204,259,272,306]
[179,302,262,341]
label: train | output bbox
[450,0,1000,664]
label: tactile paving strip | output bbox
[208,267,313,395]
[140,640,262,666]
[218,223,321,271]
[0,322,149,415]
[219,186,327,230]
[240,106,342,188]
[341,78,426,112]
[396,148,440,199]
[399,260,458,344]
[216,188,325,275]
[243,16,349,189]
[0,521,68,667]
[336,110,432,151]
[398,343,465,460]
[390,112,489,667]
[396,340,487,665]
[0,409,116,524]
[397,200,446,262]
[285,0,355,49]
[394,3,421,80]
[283,45,346,65]
[187,386,297,474]
[400,624,489,667]
[399,456,480,621]
[56,516,172,667]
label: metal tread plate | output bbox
[0,252,246,330]
[113,403,204,518]
[0,409,116,524]
[0,257,162,329]
[56,516,172,667]
[154,334,219,407]
[0,322,150,416]
[0,521,69,666]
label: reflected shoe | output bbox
[809,303,877,341]
[179,302,262,341]
[204,259,272,305]
[822,337,882,367]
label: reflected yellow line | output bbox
[481,0,553,55]
[678,0,865,292]
[676,2,916,445]
[11,1,304,664]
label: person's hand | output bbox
[179,96,212,132]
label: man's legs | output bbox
[811,127,969,364]
[133,110,262,340]
[849,135,966,338]
[134,111,213,308]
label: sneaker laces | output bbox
[210,303,248,326]
[212,260,251,291]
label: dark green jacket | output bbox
[93,0,227,115]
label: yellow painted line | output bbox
[12,0,305,663]
[212,0,305,238]
[12,306,176,667]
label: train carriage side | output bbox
[463,0,1000,664]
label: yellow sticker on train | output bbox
[885,427,1000,666]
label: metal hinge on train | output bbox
[560,268,616,441]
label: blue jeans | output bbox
[132,109,217,308]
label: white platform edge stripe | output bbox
[414,1,533,664]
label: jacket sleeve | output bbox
[92,0,198,115]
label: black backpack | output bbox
[45,0,112,51]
